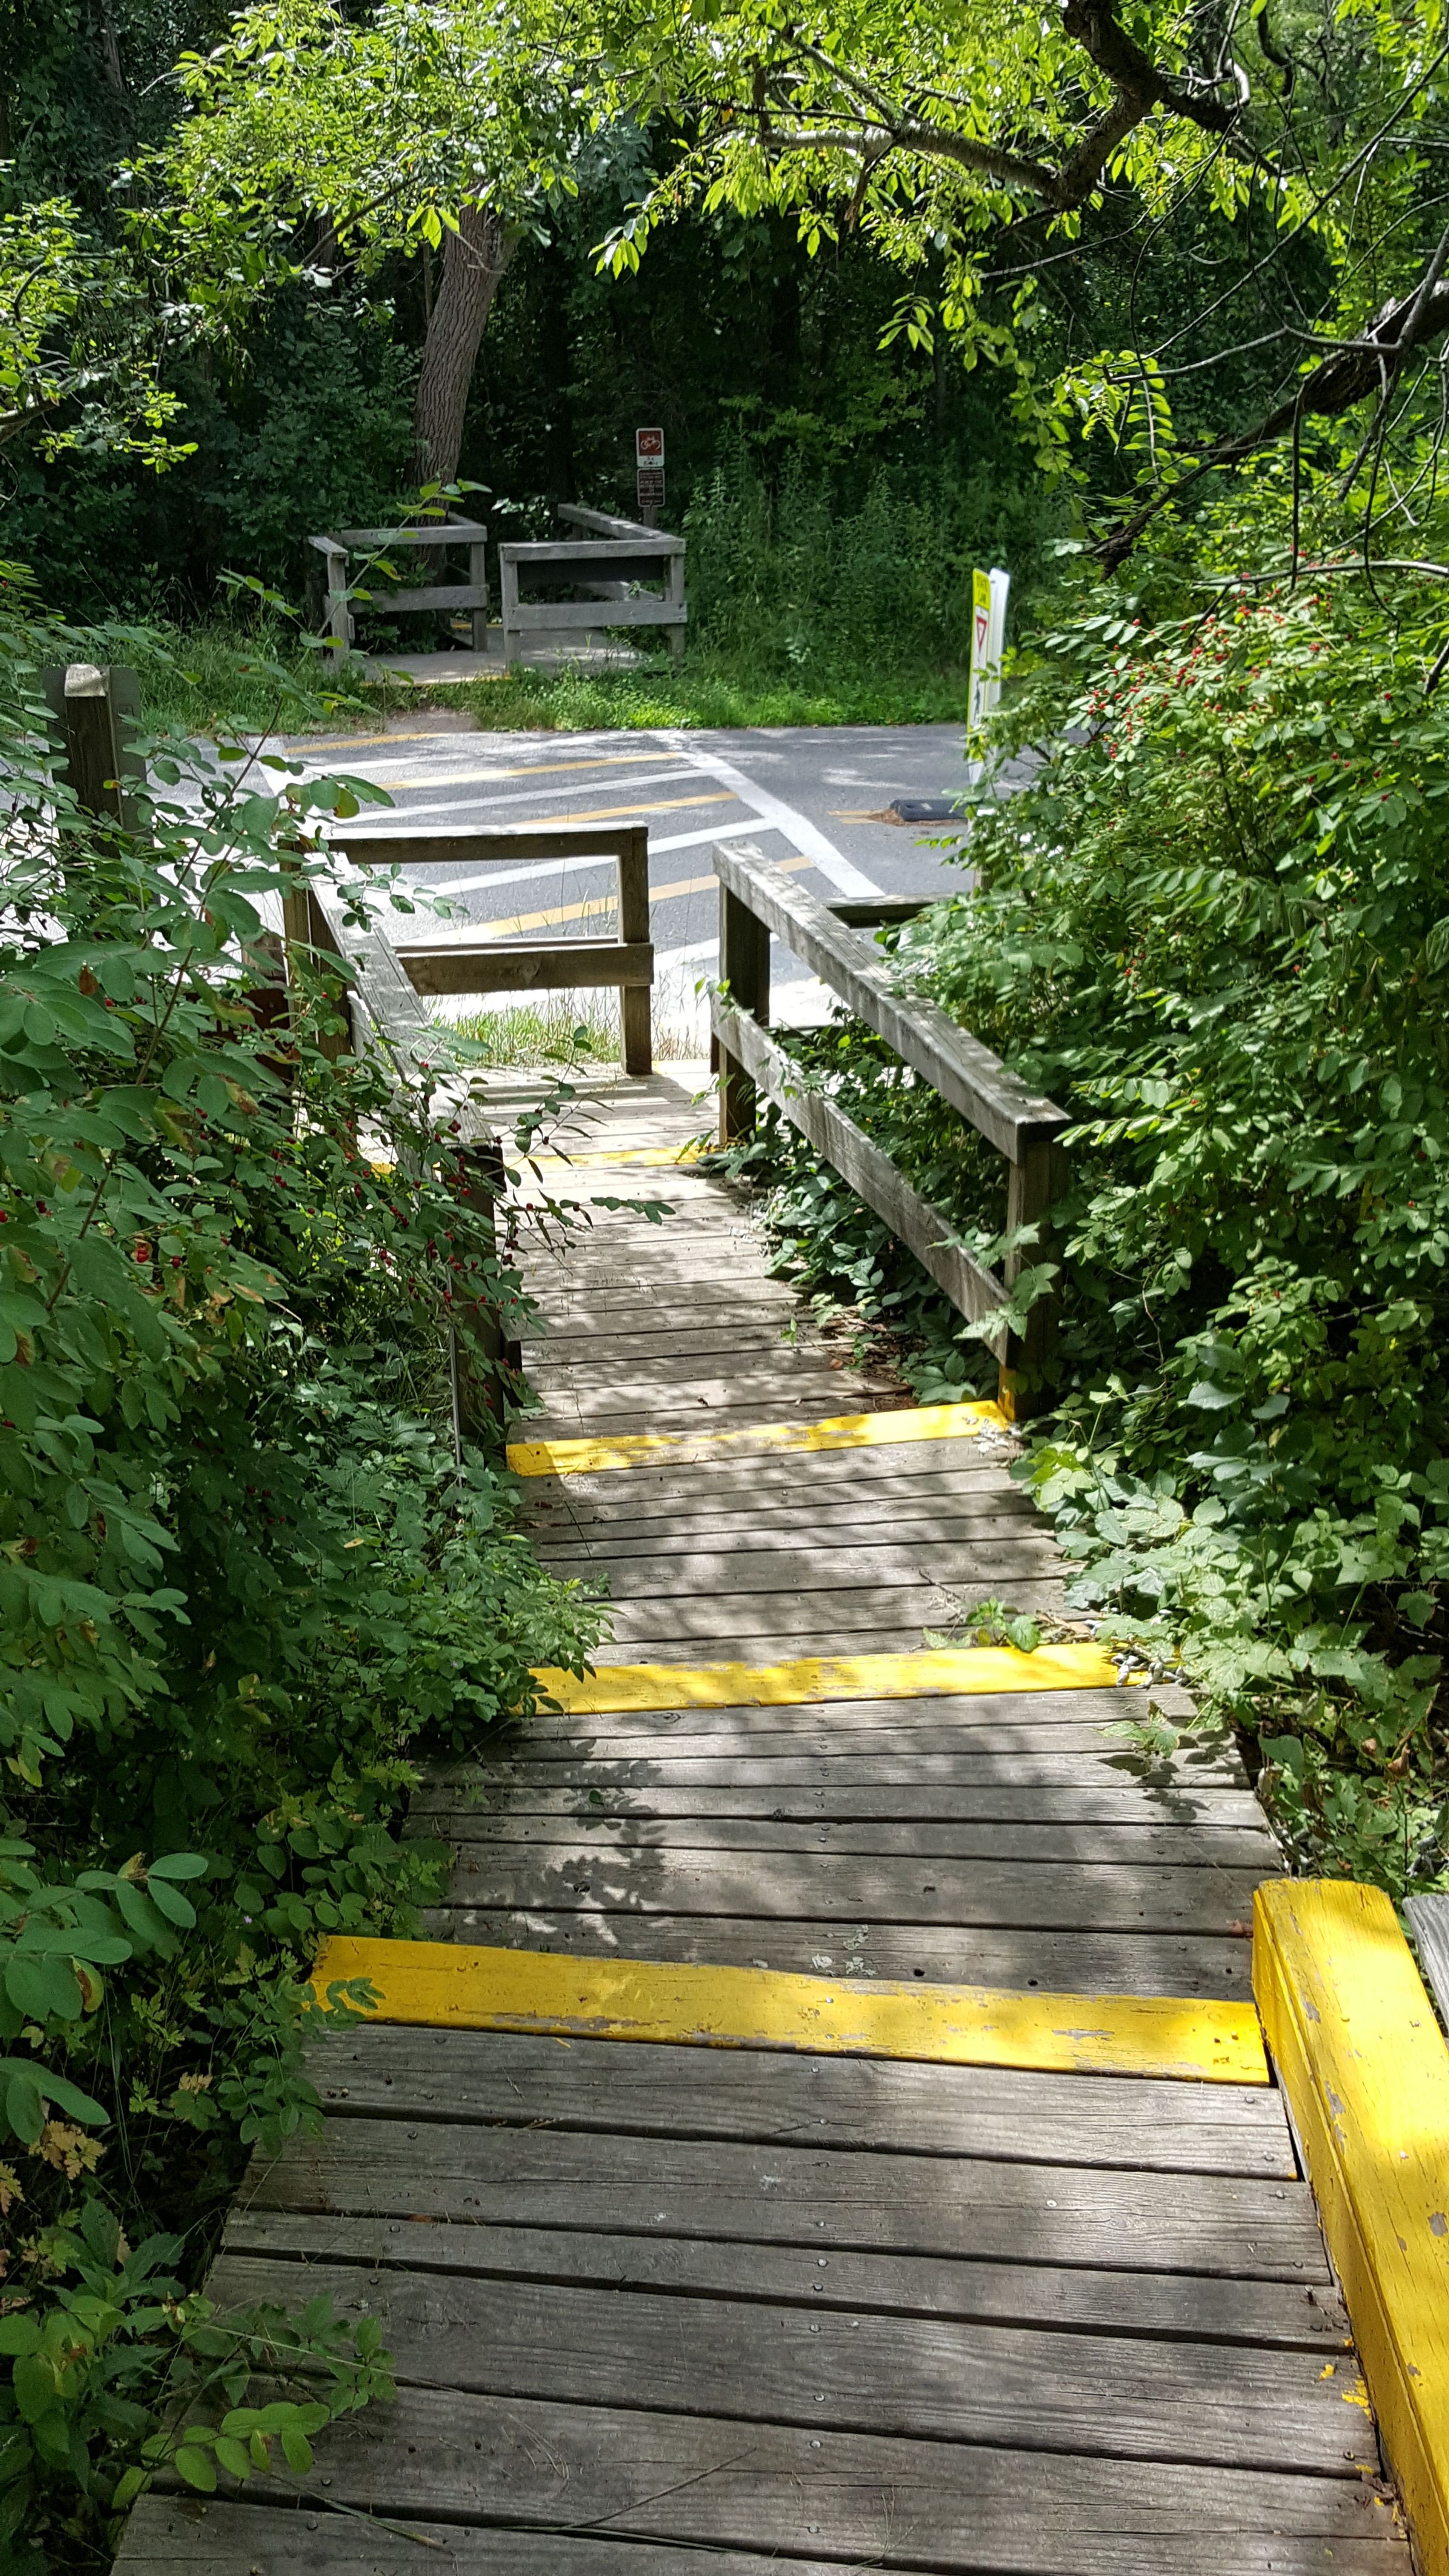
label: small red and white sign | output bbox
[636,426,665,468]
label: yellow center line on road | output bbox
[312,754,702,789]
[465,853,814,941]
[354,791,739,829]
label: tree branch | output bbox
[748,0,1240,214]
[1098,272,1449,569]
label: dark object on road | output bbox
[888,795,963,823]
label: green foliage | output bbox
[740,521,1449,1898]
[376,656,969,733]
[682,439,1057,681]
[0,562,605,2565]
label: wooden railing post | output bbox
[999,1137,1063,1421]
[62,664,127,823]
[499,551,520,671]
[717,883,770,1144]
[467,533,489,651]
[665,547,687,666]
[323,545,351,666]
[617,823,652,1077]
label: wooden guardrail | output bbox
[331,822,654,1077]
[500,504,686,671]
[309,513,489,664]
[709,841,1069,1415]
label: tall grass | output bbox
[443,995,705,1063]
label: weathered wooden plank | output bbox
[338,825,646,873]
[226,2212,1348,2345]
[713,841,1068,1159]
[442,1847,1269,1933]
[523,1451,1032,1514]
[596,1590,1074,1646]
[525,1320,829,1364]
[400,940,654,996]
[517,1687,1178,1736]
[491,1735,1215,1782]
[142,2388,1405,2570]
[487,1748,1238,1787]
[206,2254,1365,2476]
[414,1775,1270,1826]
[115,2498,850,2576]
[242,2115,1323,2276]
[433,1813,1282,1867]
[503,1713,1146,1758]
[542,1541,1064,1601]
[529,1348,887,1396]
[506,1705,1211,1752]
[533,1499,1042,1552]
[506,595,687,630]
[300,2025,1294,2172]
[558,501,684,545]
[424,1910,1254,1996]
[1404,1891,1449,2028]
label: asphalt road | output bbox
[277,718,976,1041]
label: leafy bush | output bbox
[0,564,604,2568]
[726,541,1449,1897]
[683,438,1059,681]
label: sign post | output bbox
[968,566,1011,779]
[635,426,665,527]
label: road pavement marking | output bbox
[453,855,817,942]
[664,736,878,896]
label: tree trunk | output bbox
[412,204,515,488]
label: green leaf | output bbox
[213,2434,255,2481]
[1186,1380,1238,1411]
[172,2445,218,2493]
[145,1877,197,1928]
[0,2316,40,2358]
[279,2425,314,2474]
[147,1852,209,1881]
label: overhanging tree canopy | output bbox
[594,0,1449,558]
[155,0,594,484]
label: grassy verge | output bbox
[362,657,969,733]
[111,620,967,738]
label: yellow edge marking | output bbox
[317,1936,1267,2085]
[1254,1881,1449,2560]
[533,1641,1125,1712]
[507,1398,1009,1478]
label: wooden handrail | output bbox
[710,839,1068,1416]
[713,843,1066,1160]
[330,821,654,1075]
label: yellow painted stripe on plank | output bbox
[315,1935,1267,2085]
[532,1641,1125,1713]
[528,1143,707,1169]
[507,1398,1009,1478]
[1254,1880,1449,2570]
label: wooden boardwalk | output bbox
[119,1071,1407,2574]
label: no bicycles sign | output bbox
[635,426,665,523]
